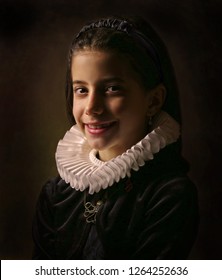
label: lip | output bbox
[85,121,117,135]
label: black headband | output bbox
[75,18,163,82]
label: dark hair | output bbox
[65,16,181,125]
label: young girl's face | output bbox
[71,50,158,161]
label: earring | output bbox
[148,116,152,126]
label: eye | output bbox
[73,87,88,95]
[106,85,122,94]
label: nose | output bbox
[85,91,104,116]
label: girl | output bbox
[32,16,199,259]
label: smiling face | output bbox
[71,50,164,161]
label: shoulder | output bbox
[135,170,197,200]
[38,175,79,206]
[139,174,199,229]
[131,155,198,213]
[132,143,197,199]
[150,174,198,205]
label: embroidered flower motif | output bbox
[55,111,180,194]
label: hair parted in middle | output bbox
[66,16,181,125]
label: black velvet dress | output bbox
[32,145,199,259]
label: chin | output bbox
[87,139,109,151]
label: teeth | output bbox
[88,123,112,129]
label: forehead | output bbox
[72,50,119,67]
[71,50,137,80]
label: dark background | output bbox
[0,0,221,259]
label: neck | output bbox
[98,149,121,161]
[98,129,151,162]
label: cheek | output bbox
[72,103,77,118]
[108,98,128,116]
[72,100,82,122]
[109,97,146,119]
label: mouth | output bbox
[85,121,117,135]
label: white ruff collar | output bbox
[55,111,180,194]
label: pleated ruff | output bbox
[55,111,180,194]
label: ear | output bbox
[146,84,166,116]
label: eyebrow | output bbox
[72,80,87,85]
[72,77,125,85]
